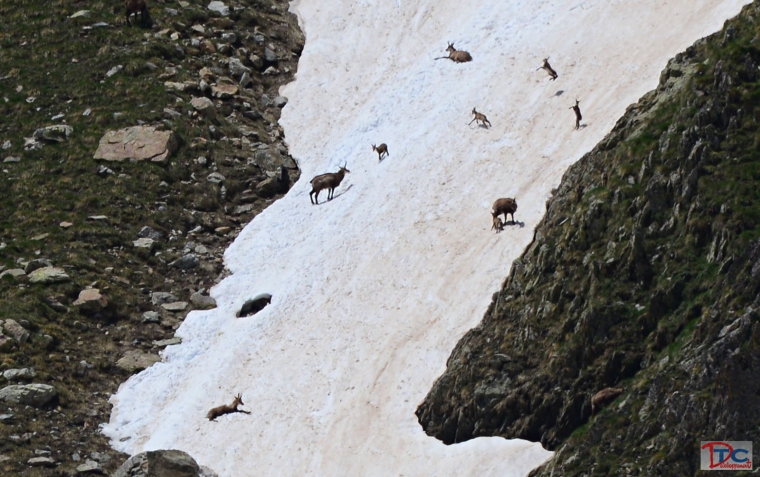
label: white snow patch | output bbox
[104,0,749,475]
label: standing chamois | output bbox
[125,0,149,27]
[492,198,517,225]
[310,164,350,204]
[570,99,582,130]
[537,57,558,80]
[492,216,504,233]
[206,393,249,421]
[435,43,472,63]
[470,108,491,128]
[372,143,389,161]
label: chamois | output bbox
[492,216,504,233]
[310,164,350,204]
[470,108,491,128]
[570,99,582,130]
[591,387,624,415]
[537,57,558,80]
[125,0,148,27]
[492,198,517,224]
[207,393,249,421]
[435,43,472,63]
[372,143,389,161]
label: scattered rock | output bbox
[87,215,108,221]
[59,221,74,228]
[228,58,251,78]
[93,126,178,164]
[264,47,278,63]
[171,254,200,270]
[97,164,114,176]
[3,156,20,163]
[72,288,108,315]
[2,319,29,344]
[190,290,217,309]
[114,449,201,477]
[207,1,230,17]
[273,96,288,108]
[190,97,216,118]
[142,311,161,323]
[105,65,123,78]
[76,459,103,473]
[211,83,238,99]
[28,456,56,467]
[0,268,27,280]
[233,204,254,216]
[134,237,156,250]
[138,226,164,241]
[153,337,182,347]
[28,266,70,284]
[24,258,53,274]
[33,124,74,143]
[239,72,252,88]
[0,384,57,407]
[162,301,188,312]
[255,177,284,198]
[3,368,36,381]
[69,10,90,19]
[116,350,161,373]
[151,292,178,306]
[206,172,225,184]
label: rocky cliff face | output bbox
[417,3,760,475]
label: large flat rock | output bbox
[93,126,177,164]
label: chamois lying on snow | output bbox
[372,143,389,161]
[310,164,350,204]
[207,393,249,421]
[570,99,582,130]
[470,108,491,128]
[537,57,558,80]
[435,43,472,63]
[125,0,149,26]
[492,198,517,224]
[591,387,624,415]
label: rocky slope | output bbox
[417,2,760,475]
[0,0,302,474]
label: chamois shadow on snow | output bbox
[323,184,354,202]
[507,220,525,228]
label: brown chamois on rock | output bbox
[491,216,504,233]
[591,387,624,415]
[310,164,350,204]
[492,198,517,224]
[372,143,389,161]
[125,0,148,26]
[435,42,472,63]
[207,393,249,421]
[470,108,491,128]
[537,57,558,80]
[570,99,582,130]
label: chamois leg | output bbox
[126,10,132,26]
[310,191,318,205]
[468,118,476,125]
